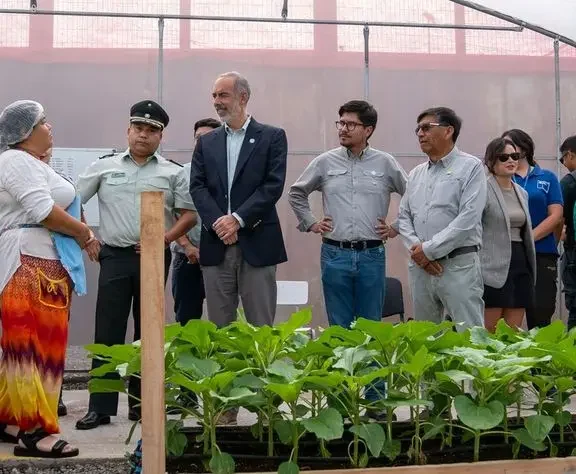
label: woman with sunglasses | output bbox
[480,138,536,332]
[501,129,563,329]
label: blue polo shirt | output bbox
[513,165,563,255]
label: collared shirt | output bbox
[397,147,487,261]
[172,162,201,253]
[514,165,563,255]
[224,116,251,212]
[77,149,196,248]
[288,146,407,241]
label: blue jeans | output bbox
[320,243,386,402]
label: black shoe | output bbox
[128,408,141,422]
[75,411,111,430]
[58,398,67,417]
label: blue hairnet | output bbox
[0,100,44,153]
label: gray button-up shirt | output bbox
[397,147,487,260]
[77,149,196,247]
[172,162,201,253]
[288,146,407,241]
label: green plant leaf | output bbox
[266,382,303,403]
[166,430,188,457]
[436,370,474,384]
[524,415,555,442]
[176,354,221,379]
[454,396,504,430]
[233,374,265,389]
[164,323,183,342]
[512,428,547,452]
[353,319,395,347]
[470,327,506,351]
[90,362,123,377]
[275,420,297,445]
[180,319,217,353]
[333,346,376,375]
[555,410,572,427]
[382,439,402,461]
[555,376,576,393]
[278,461,300,474]
[422,420,446,441]
[349,423,385,457]
[277,308,312,340]
[401,346,436,378]
[267,359,303,382]
[301,408,344,441]
[88,378,126,394]
[533,321,566,343]
[358,368,390,386]
[209,452,236,474]
[211,387,256,403]
[85,343,137,362]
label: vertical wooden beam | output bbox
[140,191,166,474]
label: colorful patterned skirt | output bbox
[0,255,71,434]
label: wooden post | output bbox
[140,191,166,474]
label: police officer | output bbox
[75,100,197,430]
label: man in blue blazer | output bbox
[189,71,288,330]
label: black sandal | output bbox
[0,423,18,444]
[14,429,79,458]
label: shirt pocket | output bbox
[100,171,133,202]
[359,169,386,194]
[140,177,174,207]
[324,168,349,194]
[431,177,463,208]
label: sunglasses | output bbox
[496,152,520,162]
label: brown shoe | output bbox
[216,409,238,426]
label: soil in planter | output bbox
[165,442,576,473]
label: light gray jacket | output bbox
[480,171,537,289]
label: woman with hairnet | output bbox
[0,100,93,458]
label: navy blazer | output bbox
[189,118,288,267]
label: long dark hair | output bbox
[484,137,517,173]
[501,129,536,166]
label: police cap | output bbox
[129,100,169,130]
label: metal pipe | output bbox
[449,0,576,48]
[158,17,164,106]
[554,37,565,324]
[363,25,369,101]
[157,17,164,154]
[0,8,523,31]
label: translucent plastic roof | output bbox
[452,0,576,47]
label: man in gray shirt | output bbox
[289,100,406,328]
[171,118,221,326]
[397,107,487,331]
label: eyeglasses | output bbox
[335,120,365,131]
[560,151,570,165]
[414,122,448,135]
[496,152,521,162]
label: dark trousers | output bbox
[526,253,558,330]
[88,244,171,416]
[561,248,576,330]
[171,252,205,325]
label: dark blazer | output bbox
[189,118,288,267]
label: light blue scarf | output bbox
[51,194,87,296]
